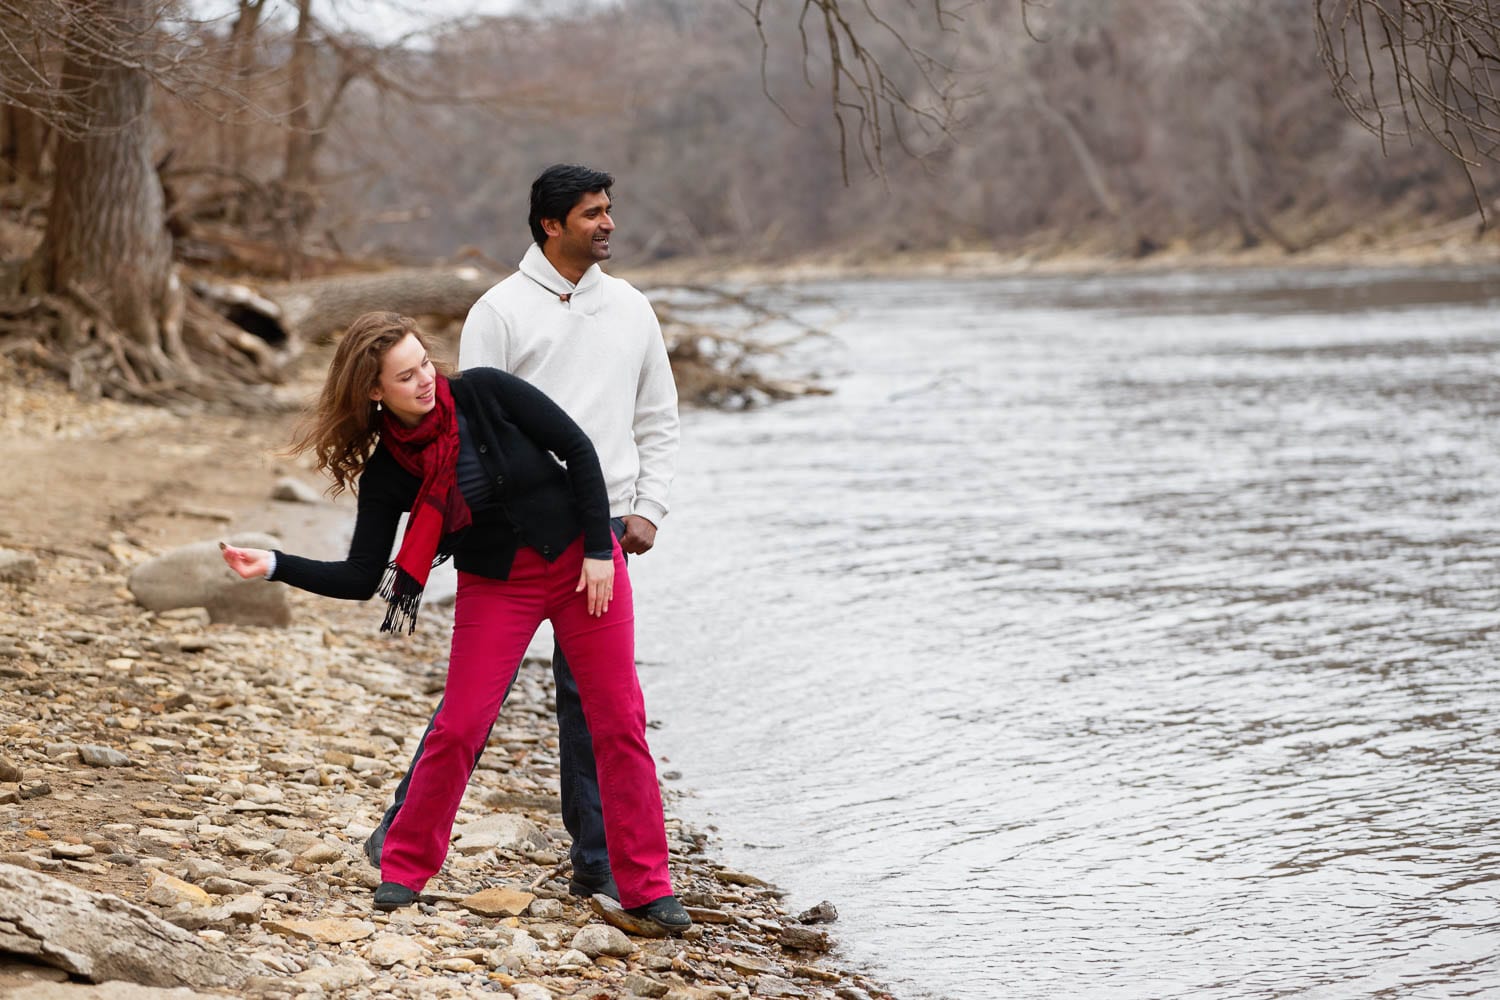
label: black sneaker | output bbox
[373,881,418,911]
[568,869,620,902]
[362,823,387,869]
[589,893,692,937]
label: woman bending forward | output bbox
[222,312,689,933]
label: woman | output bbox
[221,312,689,933]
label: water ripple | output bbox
[634,268,1500,999]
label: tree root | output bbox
[0,288,294,410]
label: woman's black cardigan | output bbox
[272,368,612,600]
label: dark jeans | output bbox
[377,518,623,878]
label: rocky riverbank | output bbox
[0,360,894,1000]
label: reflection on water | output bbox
[630,267,1500,1000]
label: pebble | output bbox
[625,971,671,997]
[571,924,634,958]
[78,744,134,767]
[0,548,38,583]
[366,933,428,968]
[146,872,213,908]
[796,901,838,924]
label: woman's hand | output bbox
[220,541,273,580]
[576,556,615,617]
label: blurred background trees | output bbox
[2,0,1499,401]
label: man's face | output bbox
[544,189,614,269]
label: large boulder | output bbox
[127,533,289,626]
[0,863,258,990]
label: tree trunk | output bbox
[0,7,48,186]
[24,0,184,380]
[283,0,316,193]
[273,0,319,270]
[220,0,266,203]
[0,104,46,185]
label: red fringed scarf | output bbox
[377,374,472,633]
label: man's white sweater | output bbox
[457,243,679,525]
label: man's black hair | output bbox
[529,164,614,245]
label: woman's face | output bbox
[370,332,436,427]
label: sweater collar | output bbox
[518,243,603,314]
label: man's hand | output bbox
[619,515,658,555]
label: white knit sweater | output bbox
[457,244,679,525]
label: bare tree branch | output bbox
[1317,0,1500,216]
[739,0,965,181]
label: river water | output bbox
[627,267,1500,1000]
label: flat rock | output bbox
[450,813,548,856]
[778,925,831,952]
[712,868,769,888]
[262,917,375,944]
[752,975,806,998]
[161,893,264,932]
[49,844,95,860]
[624,971,671,997]
[725,954,781,976]
[0,863,256,989]
[144,873,211,909]
[460,886,535,918]
[77,745,133,768]
[0,983,229,998]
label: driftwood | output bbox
[265,265,500,341]
[0,863,258,989]
[647,282,833,408]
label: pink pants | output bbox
[379,539,673,908]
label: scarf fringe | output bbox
[378,562,424,635]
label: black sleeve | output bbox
[270,451,409,600]
[487,370,614,557]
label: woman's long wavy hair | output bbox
[290,312,439,498]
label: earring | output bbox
[375,400,382,412]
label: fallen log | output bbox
[266,265,500,341]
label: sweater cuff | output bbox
[265,551,279,580]
[584,547,614,561]
[631,499,668,526]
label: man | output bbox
[365,164,683,934]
